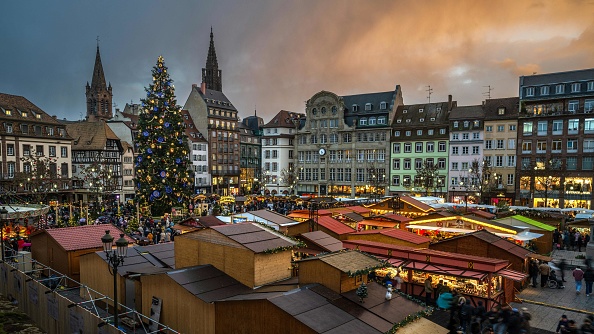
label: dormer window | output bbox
[191,133,195,138]
[396,119,402,123]
[36,114,41,119]
[463,121,469,128]
[420,118,425,122]
[403,109,408,114]
[380,102,387,110]
[352,104,359,112]
[555,84,565,94]
[5,109,11,116]
[419,108,424,113]
[498,107,505,115]
[437,107,441,112]
[359,118,367,126]
[331,106,337,114]
[453,121,459,128]
[21,111,27,117]
[571,83,581,93]
[365,103,372,111]
[406,119,411,123]
[430,117,436,121]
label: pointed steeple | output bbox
[202,27,223,92]
[86,42,113,122]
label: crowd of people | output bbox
[553,228,591,252]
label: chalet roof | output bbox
[344,206,371,214]
[249,209,299,226]
[431,230,534,259]
[66,121,121,150]
[348,228,431,245]
[196,215,226,227]
[342,239,418,252]
[268,284,385,333]
[399,196,435,212]
[381,213,413,223]
[467,209,496,220]
[299,250,383,274]
[449,105,484,120]
[167,264,251,303]
[299,231,343,252]
[33,225,133,252]
[0,93,64,126]
[262,110,303,129]
[316,216,356,235]
[495,215,556,232]
[95,242,175,275]
[343,212,364,222]
[210,222,297,253]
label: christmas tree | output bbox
[356,282,368,303]
[135,56,194,216]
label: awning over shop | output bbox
[496,268,527,282]
[511,231,543,241]
[404,261,487,281]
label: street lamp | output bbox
[0,207,8,262]
[101,230,128,329]
[465,192,469,213]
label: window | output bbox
[49,146,56,157]
[507,156,516,167]
[452,134,459,140]
[22,144,30,156]
[571,83,581,93]
[21,124,28,134]
[568,119,579,134]
[526,87,535,96]
[7,162,15,178]
[507,174,514,186]
[473,132,480,140]
[508,139,515,149]
[404,143,412,153]
[392,159,400,170]
[485,140,493,150]
[5,123,12,133]
[452,146,459,155]
[415,142,423,153]
[6,144,14,156]
[330,133,338,143]
[472,146,479,154]
[567,157,577,170]
[451,162,458,170]
[585,118,594,133]
[537,121,547,136]
[369,117,376,125]
[552,120,563,134]
[378,116,386,124]
[403,159,411,170]
[405,131,411,136]
[394,130,400,137]
[392,143,401,154]
[584,139,594,152]
[359,118,367,126]
[486,126,493,132]
[496,139,504,149]
[380,102,387,110]
[463,121,469,128]
[439,128,446,135]
[462,133,469,140]
[453,121,459,128]
[438,142,446,152]
[428,129,434,135]
[462,147,469,155]
[523,122,533,135]
[583,157,593,170]
[496,156,504,167]
[567,139,578,152]
[392,175,400,186]
[343,133,352,143]
[417,130,422,136]
[414,158,422,170]
[568,100,579,113]
[497,125,504,132]
[552,139,562,152]
[540,86,549,96]
[588,81,594,91]
[426,142,434,152]
[555,84,565,94]
[320,134,327,144]
[586,100,594,113]
[536,141,547,152]
[365,103,372,111]
[521,141,532,153]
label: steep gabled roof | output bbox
[299,231,343,252]
[399,196,435,213]
[0,93,63,126]
[262,110,304,129]
[66,121,121,150]
[317,216,356,235]
[33,225,133,252]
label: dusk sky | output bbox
[3,0,594,121]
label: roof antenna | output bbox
[426,85,433,103]
[483,85,494,100]
[254,105,257,117]
[96,35,100,48]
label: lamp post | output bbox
[465,192,469,213]
[0,207,8,262]
[101,230,128,329]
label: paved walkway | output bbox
[511,248,593,333]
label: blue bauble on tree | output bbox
[157,137,164,143]
[165,186,172,194]
[159,171,166,178]
[137,156,143,162]
[175,158,181,164]
[147,148,153,154]
[143,131,149,137]
[164,122,170,128]
[152,190,161,198]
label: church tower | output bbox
[86,43,113,121]
[201,28,223,92]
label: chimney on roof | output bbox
[200,82,207,95]
[448,95,453,111]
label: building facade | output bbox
[482,97,519,206]
[183,30,241,195]
[295,88,401,197]
[517,68,594,209]
[261,110,301,195]
[0,93,73,203]
[390,99,452,198]
[181,110,210,194]
[239,113,263,195]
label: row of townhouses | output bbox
[0,31,593,210]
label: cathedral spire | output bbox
[202,28,223,92]
[86,42,113,121]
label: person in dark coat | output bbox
[460,299,474,333]
[559,259,568,282]
[556,315,570,333]
[584,267,594,297]
[529,260,539,287]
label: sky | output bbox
[2,0,594,122]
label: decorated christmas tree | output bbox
[356,282,368,303]
[135,56,194,216]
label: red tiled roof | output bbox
[317,216,355,235]
[349,228,430,245]
[399,196,434,212]
[41,225,133,252]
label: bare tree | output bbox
[413,160,443,196]
[466,158,499,204]
[15,151,61,203]
[280,164,300,195]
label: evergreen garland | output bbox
[135,56,194,216]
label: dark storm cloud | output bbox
[1,0,593,122]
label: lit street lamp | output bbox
[101,230,128,329]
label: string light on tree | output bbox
[135,56,194,215]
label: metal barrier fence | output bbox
[0,247,179,334]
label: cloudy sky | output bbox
[2,0,594,121]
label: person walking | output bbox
[573,266,584,294]
[424,275,434,305]
[556,314,569,334]
[584,266,594,297]
[559,259,568,282]
[539,261,551,288]
[529,260,539,287]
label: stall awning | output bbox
[496,268,527,282]
[404,261,487,280]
